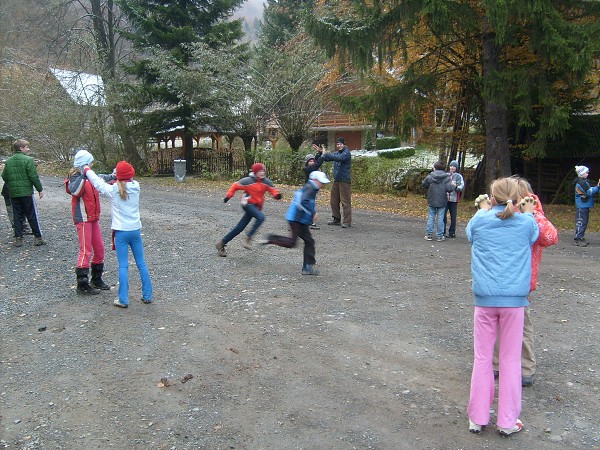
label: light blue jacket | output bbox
[285,180,319,224]
[466,206,539,307]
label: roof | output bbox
[49,68,105,106]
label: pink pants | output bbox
[75,221,105,268]
[468,306,524,429]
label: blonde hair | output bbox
[13,139,29,152]
[490,177,519,220]
[117,180,129,200]
[513,176,533,199]
[67,167,81,177]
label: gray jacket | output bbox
[422,169,454,207]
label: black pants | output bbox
[266,221,315,266]
[444,201,458,236]
[11,196,42,238]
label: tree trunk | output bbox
[239,134,255,170]
[184,130,194,173]
[482,30,511,190]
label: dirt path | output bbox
[1,175,598,449]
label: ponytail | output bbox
[117,180,129,200]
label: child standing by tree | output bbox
[66,150,115,295]
[260,170,330,275]
[422,161,454,241]
[216,163,282,257]
[573,165,599,246]
[84,161,153,308]
[466,177,539,436]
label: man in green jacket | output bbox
[1,139,45,247]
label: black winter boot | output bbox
[90,263,111,290]
[76,268,101,295]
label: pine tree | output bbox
[117,0,245,172]
[307,0,600,189]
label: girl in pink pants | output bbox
[466,177,539,436]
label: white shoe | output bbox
[498,419,523,436]
[469,419,482,433]
[242,235,252,249]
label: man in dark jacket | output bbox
[1,139,45,247]
[422,161,454,241]
[322,137,352,228]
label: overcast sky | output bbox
[235,0,264,22]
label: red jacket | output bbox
[529,193,558,292]
[226,174,281,209]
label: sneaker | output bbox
[498,419,523,436]
[242,235,252,249]
[327,219,341,226]
[522,375,534,387]
[448,234,456,238]
[341,223,351,228]
[141,298,152,304]
[436,236,445,242]
[14,237,23,247]
[301,265,320,275]
[215,240,227,257]
[113,299,128,308]
[257,239,270,245]
[424,235,433,241]
[575,238,589,247]
[34,236,46,246]
[309,223,320,230]
[469,419,482,434]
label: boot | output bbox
[215,240,227,257]
[90,263,111,290]
[76,268,101,295]
[301,264,320,275]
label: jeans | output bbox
[575,207,589,240]
[222,204,265,244]
[115,229,152,304]
[444,202,458,236]
[426,206,445,238]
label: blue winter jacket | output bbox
[574,177,599,208]
[321,146,351,182]
[466,206,539,307]
[285,180,319,224]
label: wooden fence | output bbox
[146,147,247,176]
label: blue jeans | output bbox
[426,206,445,238]
[575,207,589,240]
[115,229,153,304]
[222,204,265,244]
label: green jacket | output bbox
[1,151,43,198]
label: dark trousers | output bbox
[266,221,316,266]
[444,201,458,236]
[575,207,589,240]
[11,196,42,238]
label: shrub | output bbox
[375,136,402,150]
[377,148,416,159]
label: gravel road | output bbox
[1,175,599,449]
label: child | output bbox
[260,170,330,275]
[304,144,324,229]
[66,150,115,295]
[443,160,464,238]
[421,161,454,241]
[573,165,599,246]
[216,163,282,257]
[491,177,558,386]
[84,161,153,308]
[466,177,539,436]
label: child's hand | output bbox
[474,194,492,211]
[519,196,536,213]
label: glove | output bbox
[223,197,230,203]
[274,193,282,200]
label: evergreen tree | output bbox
[307,0,600,189]
[260,0,315,47]
[117,0,245,172]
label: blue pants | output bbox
[222,204,265,244]
[115,229,153,304]
[444,202,458,236]
[575,207,589,240]
[426,206,445,238]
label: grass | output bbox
[39,164,594,233]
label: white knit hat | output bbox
[575,165,589,177]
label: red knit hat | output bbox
[116,161,135,180]
[251,163,265,174]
